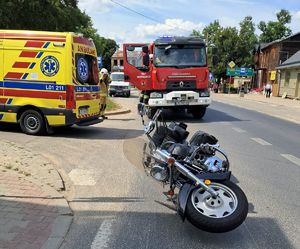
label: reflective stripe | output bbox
[100,93,108,97]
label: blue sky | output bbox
[78,0,300,45]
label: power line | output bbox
[108,0,175,29]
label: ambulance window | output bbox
[76,54,99,85]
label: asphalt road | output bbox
[0,92,299,249]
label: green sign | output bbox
[226,67,253,77]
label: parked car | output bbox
[109,72,131,97]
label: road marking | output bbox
[232,127,246,133]
[68,169,96,186]
[251,137,272,146]
[91,219,113,249]
[281,154,300,167]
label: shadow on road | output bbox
[70,197,145,203]
[51,126,144,140]
[159,107,249,124]
[61,209,296,249]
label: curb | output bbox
[105,109,131,116]
[41,216,73,249]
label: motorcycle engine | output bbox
[193,154,225,173]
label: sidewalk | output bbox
[0,171,72,249]
[212,92,300,124]
[0,140,73,249]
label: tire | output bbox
[191,107,206,119]
[186,181,248,233]
[19,110,46,135]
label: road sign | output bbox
[226,67,254,77]
[228,61,236,68]
[97,56,102,68]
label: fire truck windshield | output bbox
[154,45,206,68]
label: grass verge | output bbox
[106,98,120,112]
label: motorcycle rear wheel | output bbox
[186,181,248,233]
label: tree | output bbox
[258,9,292,42]
[236,16,258,67]
[0,0,118,70]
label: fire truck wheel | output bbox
[191,107,206,119]
[20,110,46,135]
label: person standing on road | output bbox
[99,68,111,118]
[265,82,272,98]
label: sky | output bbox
[78,0,300,46]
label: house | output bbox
[276,50,300,99]
[253,32,300,95]
[111,50,124,72]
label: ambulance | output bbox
[0,30,103,135]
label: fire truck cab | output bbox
[123,36,212,118]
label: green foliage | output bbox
[258,9,292,42]
[191,10,292,81]
[0,0,117,70]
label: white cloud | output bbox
[135,19,205,40]
[290,10,300,34]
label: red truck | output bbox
[123,36,214,118]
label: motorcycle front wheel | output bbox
[186,181,248,233]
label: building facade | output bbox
[276,50,300,99]
[253,32,300,95]
[111,50,124,72]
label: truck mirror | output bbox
[143,54,150,67]
[127,46,135,51]
[124,75,130,81]
[142,45,149,54]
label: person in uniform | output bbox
[99,68,111,118]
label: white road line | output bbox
[281,154,300,167]
[232,127,246,133]
[91,219,114,249]
[251,137,272,146]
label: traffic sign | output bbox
[228,61,236,68]
[97,56,102,68]
[226,67,253,77]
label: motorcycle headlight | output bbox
[150,92,163,98]
[199,89,210,97]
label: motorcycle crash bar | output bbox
[155,149,219,197]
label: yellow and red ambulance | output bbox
[0,30,103,135]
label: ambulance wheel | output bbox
[20,110,46,135]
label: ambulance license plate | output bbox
[79,108,88,115]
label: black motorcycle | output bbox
[139,104,248,233]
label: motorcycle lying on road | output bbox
[138,104,248,233]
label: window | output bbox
[284,71,290,86]
[114,59,118,66]
[75,54,99,85]
[120,59,124,66]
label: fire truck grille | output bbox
[166,80,196,90]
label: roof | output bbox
[111,50,123,58]
[276,50,300,69]
[260,31,300,51]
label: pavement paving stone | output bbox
[0,170,72,249]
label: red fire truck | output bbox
[123,36,216,118]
